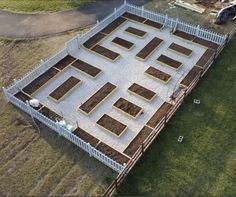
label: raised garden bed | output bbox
[97,142,130,165]
[193,37,219,50]
[100,17,127,35]
[23,67,59,95]
[143,19,163,30]
[53,55,76,71]
[83,32,106,49]
[49,76,81,102]
[168,43,193,57]
[180,66,202,87]
[14,91,31,103]
[196,49,215,68]
[123,126,153,157]
[145,66,171,83]
[146,102,173,129]
[125,27,147,38]
[128,83,156,101]
[113,97,143,119]
[111,37,134,50]
[157,55,182,70]
[91,45,120,62]
[71,59,102,78]
[172,30,195,41]
[72,127,100,147]
[39,106,63,121]
[122,12,146,23]
[79,82,116,115]
[136,37,163,61]
[96,114,127,137]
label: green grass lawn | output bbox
[0,0,93,12]
[116,37,236,196]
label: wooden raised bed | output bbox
[53,55,76,71]
[96,114,127,137]
[168,43,193,57]
[79,82,116,115]
[97,142,130,165]
[91,45,120,62]
[122,12,146,23]
[145,66,171,84]
[124,126,153,157]
[100,17,127,35]
[180,66,202,87]
[72,127,100,147]
[49,76,81,102]
[193,37,219,50]
[111,37,134,50]
[128,83,156,101]
[146,102,173,129]
[23,67,59,95]
[125,27,147,38]
[172,30,195,41]
[136,37,163,61]
[14,91,31,103]
[83,32,106,49]
[157,55,182,70]
[113,97,143,119]
[39,106,62,121]
[196,49,215,68]
[143,19,163,30]
[71,59,102,78]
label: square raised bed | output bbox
[156,54,183,70]
[124,27,147,38]
[111,37,134,50]
[91,45,120,62]
[128,83,156,101]
[168,43,193,57]
[145,66,171,84]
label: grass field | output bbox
[116,36,236,196]
[0,30,116,196]
[0,0,93,12]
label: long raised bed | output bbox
[180,66,202,87]
[136,37,163,61]
[125,27,147,38]
[111,37,134,50]
[71,59,102,78]
[113,97,143,119]
[122,12,146,23]
[172,30,195,41]
[143,19,163,30]
[100,17,127,35]
[145,66,171,84]
[53,55,76,71]
[39,106,63,121]
[193,37,219,50]
[146,102,173,129]
[196,48,215,68]
[91,45,120,62]
[157,55,182,70]
[14,91,31,103]
[128,83,156,101]
[23,67,59,96]
[83,32,106,49]
[168,43,193,57]
[49,76,81,102]
[79,82,116,115]
[96,114,127,137]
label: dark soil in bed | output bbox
[100,17,127,35]
[136,37,163,60]
[49,76,80,101]
[180,66,202,87]
[113,97,142,118]
[53,55,76,70]
[122,12,146,23]
[173,30,195,41]
[144,19,163,30]
[168,43,192,56]
[91,45,120,61]
[71,59,101,78]
[83,32,106,49]
[124,126,153,157]
[79,82,116,114]
[97,114,127,136]
[145,66,171,83]
[112,37,134,50]
[157,55,182,70]
[125,27,146,38]
[39,106,62,121]
[22,67,59,95]
[146,102,172,129]
[128,83,156,101]
[193,37,219,50]
[196,48,215,68]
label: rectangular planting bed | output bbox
[136,37,163,61]
[111,37,134,50]
[113,97,143,119]
[146,102,173,129]
[71,59,102,78]
[122,12,146,23]
[128,83,156,101]
[180,66,202,87]
[196,49,215,68]
[53,55,76,71]
[83,32,107,49]
[14,91,31,103]
[39,106,63,121]
[124,27,147,38]
[193,37,219,50]
[49,76,81,102]
[168,43,193,57]
[157,54,183,70]
[143,19,163,30]
[96,114,127,137]
[100,17,127,35]
[145,66,171,84]
[79,82,116,115]
[172,30,195,41]
[91,45,120,62]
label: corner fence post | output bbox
[13,79,20,91]
[2,87,9,102]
